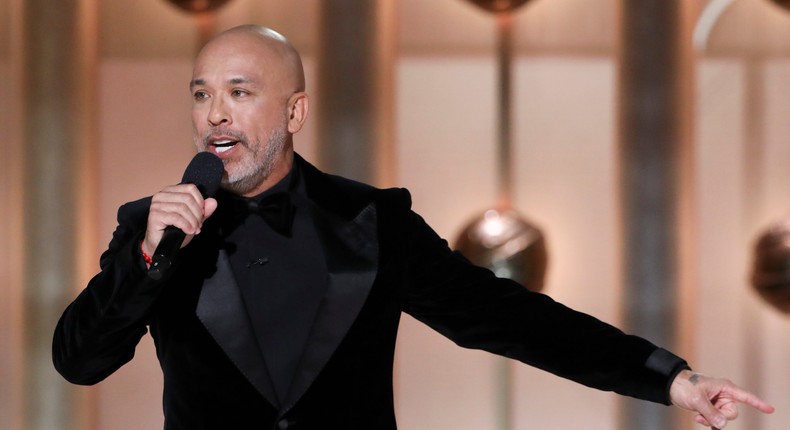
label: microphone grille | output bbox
[181,152,224,198]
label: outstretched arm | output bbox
[670,369,774,429]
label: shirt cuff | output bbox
[644,347,691,405]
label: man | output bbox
[53,25,773,429]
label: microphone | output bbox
[148,152,224,280]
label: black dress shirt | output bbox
[218,164,328,404]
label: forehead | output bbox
[192,34,279,84]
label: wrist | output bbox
[139,240,153,266]
[669,369,699,406]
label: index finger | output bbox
[727,387,775,414]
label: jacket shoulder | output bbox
[297,154,412,216]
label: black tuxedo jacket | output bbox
[53,154,687,429]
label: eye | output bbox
[193,90,209,101]
[231,89,249,97]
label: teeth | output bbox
[212,139,237,153]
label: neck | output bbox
[240,149,295,197]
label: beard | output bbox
[198,125,289,196]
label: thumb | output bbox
[695,399,728,429]
[203,197,218,220]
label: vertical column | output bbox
[316,0,397,186]
[617,1,694,429]
[0,0,25,428]
[22,0,99,428]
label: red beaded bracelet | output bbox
[140,240,153,265]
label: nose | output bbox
[208,98,230,127]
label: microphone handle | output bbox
[147,225,186,280]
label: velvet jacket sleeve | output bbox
[52,197,160,385]
[399,207,688,405]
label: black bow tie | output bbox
[224,192,295,237]
[249,193,294,236]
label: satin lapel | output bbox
[281,202,379,412]
[195,249,280,408]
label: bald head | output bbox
[196,25,306,93]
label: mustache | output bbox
[202,128,248,147]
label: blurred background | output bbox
[1,0,790,429]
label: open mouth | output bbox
[212,139,239,154]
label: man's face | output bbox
[190,33,292,196]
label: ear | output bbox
[287,92,309,134]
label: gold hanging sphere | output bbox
[768,0,790,12]
[464,0,535,13]
[750,219,790,314]
[455,209,548,292]
[164,0,233,13]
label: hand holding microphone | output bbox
[143,152,224,280]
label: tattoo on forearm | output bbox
[689,373,701,385]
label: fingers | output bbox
[693,395,728,429]
[671,370,774,429]
[145,184,212,250]
[702,384,775,429]
[724,385,775,414]
[695,414,722,430]
[152,184,207,233]
[694,414,711,427]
